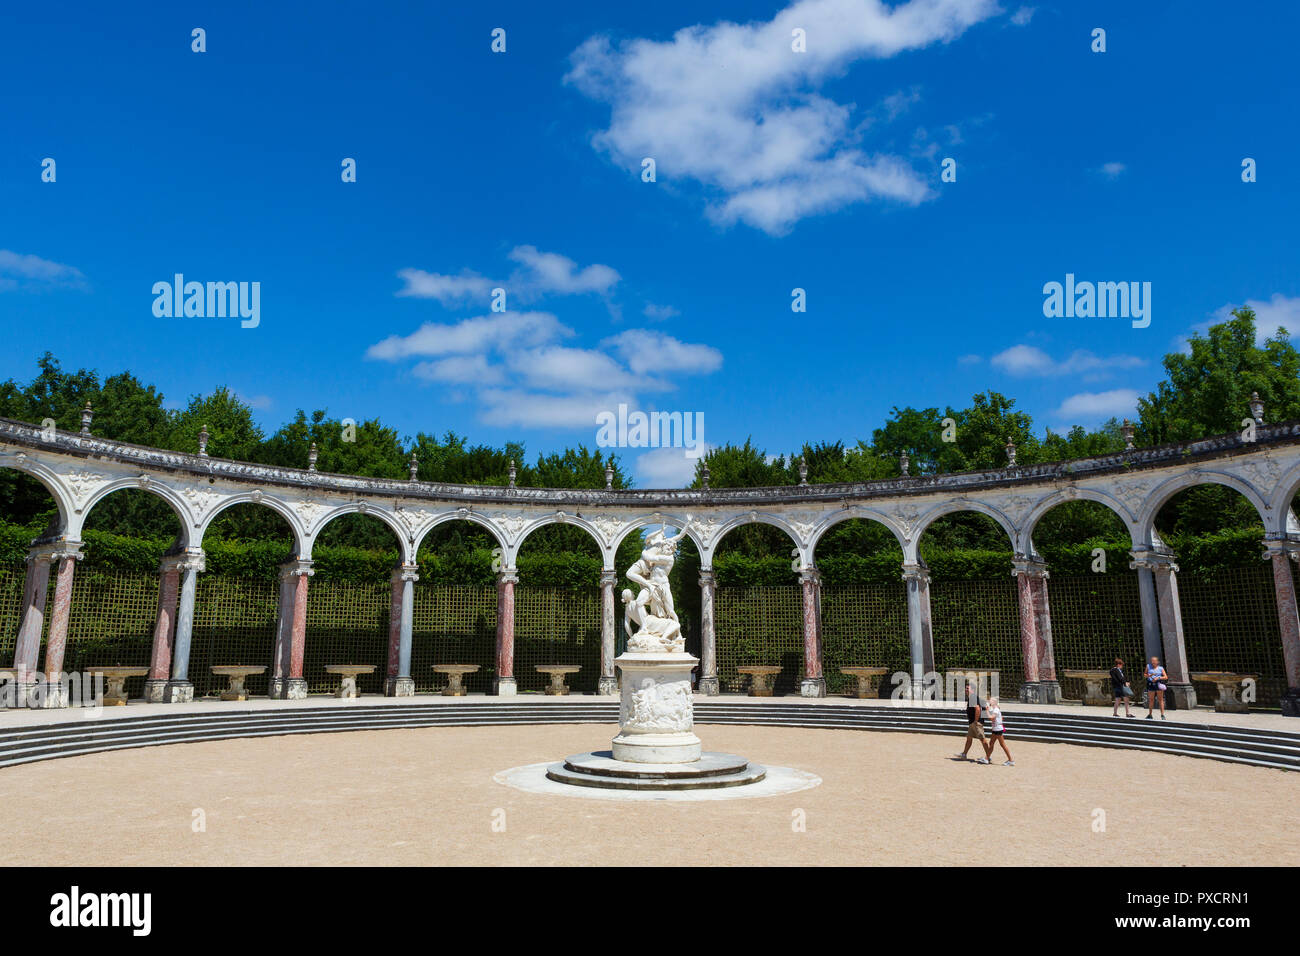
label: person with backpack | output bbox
[954,679,988,762]
[1110,657,1136,717]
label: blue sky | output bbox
[2,0,1297,486]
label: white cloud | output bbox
[957,353,981,365]
[1009,6,1035,26]
[507,345,669,392]
[566,0,998,234]
[413,354,505,385]
[643,303,680,321]
[634,445,709,488]
[1054,389,1140,422]
[991,344,1144,379]
[0,250,87,290]
[395,269,494,306]
[235,392,273,410]
[478,389,637,429]
[604,330,724,377]
[1099,162,1126,179]
[507,245,620,297]
[365,311,572,360]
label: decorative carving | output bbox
[785,510,820,544]
[295,499,328,532]
[180,486,223,522]
[589,514,625,546]
[691,515,721,546]
[490,511,528,540]
[61,469,105,506]
[623,678,693,732]
[1241,457,1282,490]
[1113,479,1154,515]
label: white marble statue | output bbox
[622,524,689,654]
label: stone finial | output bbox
[1005,437,1017,467]
[409,451,419,481]
[604,464,614,490]
[508,459,516,489]
[1250,391,1265,425]
[1121,418,1135,450]
[798,457,808,487]
[308,442,318,471]
[899,450,910,477]
[79,400,93,436]
[198,425,210,458]
[701,463,711,490]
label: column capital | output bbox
[1011,554,1049,578]
[163,548,207,574]
[599,570,618,586]
[1262,537,1300,562]
[901,561,930,584]
[496,569,519,585]
[279,556,313,578]
[27,539,85,564]
[1129,549,1178,573]
[798,566,821,585]
[390,563,419,584]
[698,568,716,587]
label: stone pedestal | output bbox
[800,676,826,698]
[143,679,169,703]
[612,653,701,764]
[384,676,415,697]
[1039,679,1062,703]
[163,680,194,703]
[1283,691,1300,718]
[1165,682,1196,710]
[493,677,517,697]
[281,677,308,700]
[598,675,619,696]
[697,676,720,696]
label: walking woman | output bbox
[983,697,1014,766]
[1110,657,1136,717]
[1145,656,1168,720]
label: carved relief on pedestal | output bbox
[621,678,693,733]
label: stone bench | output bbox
[1061,669,1115,706]
[737,665,783,697]
[325,664,377,699]
[536,665,580,696]
[211,665,266,701]
[433,664,479,696]
[84,665,150,706]
[1191,671,1259,713]
[840,666,889,699]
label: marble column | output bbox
[1262,539,1300,716]
[697,568,719,696]
[10,544,53,706]
[39,543,85,708]
[1012,557,1060,703]
[1129,550,1196,710]
[1135,565,1164,664]
[598,569,619,696]
[144,556,182,702]
[268,563,295,699]
[384,564,418,697]
[270,558,313,700]
[799,567,825,697]
[494,570,518,696]
[902,562,934,700]
[164,550,206,703]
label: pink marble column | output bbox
[289,571,310,678]
[273,559,313,700]
[799,568,825,697]
[12,548,53,691]
[494,571,518,695]
[1014,568,1041,686]
[386,571,403,680]
[1032,576,1058,683]
[42,551,82,680]
[144,561,181,701]
[1264,541,1300,715]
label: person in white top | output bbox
[982,697,1014,766]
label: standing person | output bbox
[954,679,988,762]
[1145,656,1168,720]
[1110,657,1136,717]
[983,697,1013,766]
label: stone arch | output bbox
[913,500,1017,556]
[515,513,605,568]
[306,502,413,564]
[412,510,506,562]
[710,511,805,567]
[0,458,75,535]
[197,492,307,555]
[1269,463,1300,531]
[1019,489,1133,556]
[76,478,196,547]
[808,507,906,562]
[611,513,707,569]
[1135,471,1269,547]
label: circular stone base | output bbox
[549,750,763,791]
[611,732,702,764]
[498,761,821,802]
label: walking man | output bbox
[954,679,988,763]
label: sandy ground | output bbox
[1,723,1294,866]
